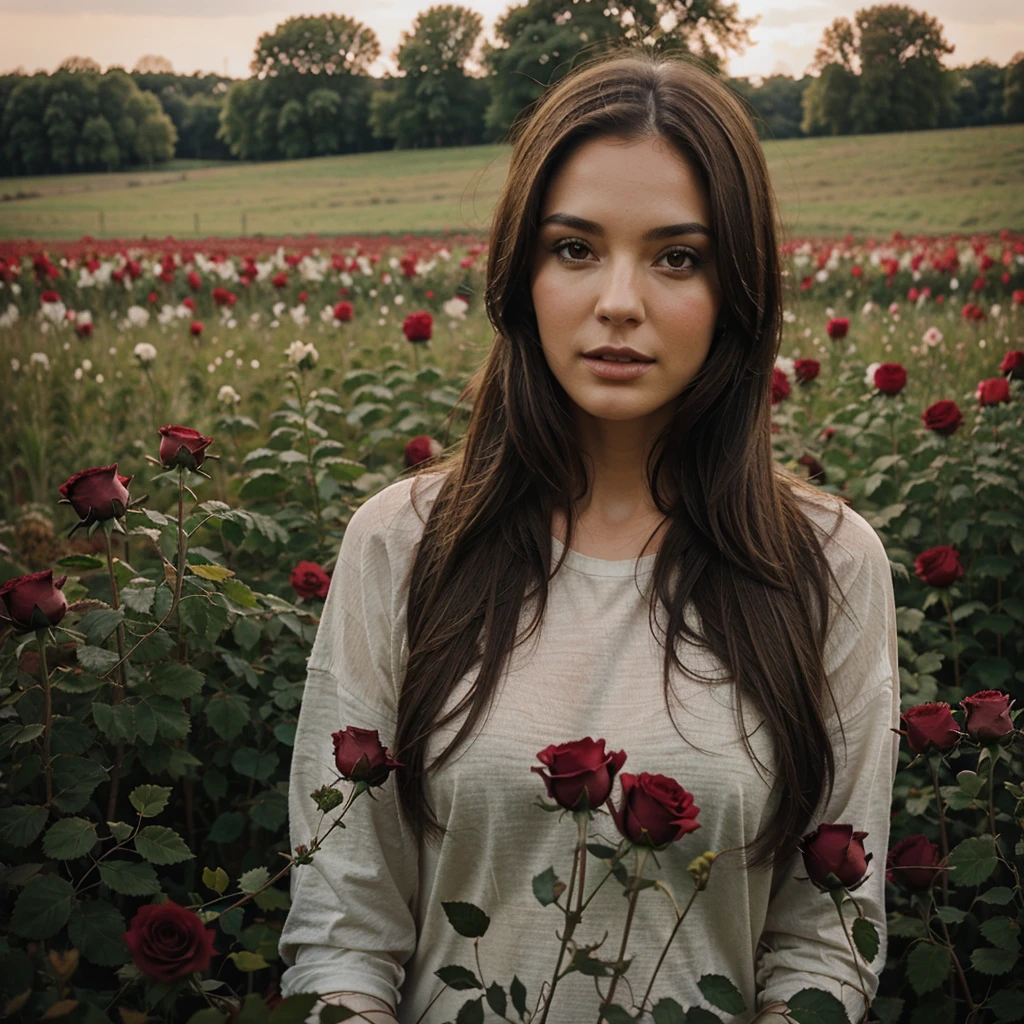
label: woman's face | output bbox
[529,134,722,435]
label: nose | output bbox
[593,257,644,325]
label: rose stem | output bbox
[833,890,871,1014]
[292,373,326,557]
[942,593,960,689]
[537,811,589,1024]
[36,629,53,807]
[929,758,950,905]
[598,845,649,1018]
[102,527,128,824]
[175,467,187,658]
[986,746,998,839]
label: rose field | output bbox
[0,232,1023,1024]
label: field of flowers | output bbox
[0,232,1022,1024]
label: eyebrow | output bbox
[538,213,712,242]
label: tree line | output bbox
[2,0,1022,177]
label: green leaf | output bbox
[871,997,904,1024]
[135,825,193,865]
[485,982,506,1017]
[269,994,320,1024]
[121,585,156,614]
[68,900,128,966]
[510,975,527,1018]
[51,755,108,814]
[92,701,135,744]
[235,992,271,1023]
[435,964,481,990]
[129,784,173,818]
[947,835,998,886]
[223,579,259,609]
[139,694,191,740]
[231,747,279,782]
[888,913,928,937]
[189,562,235,581]
[600,1007,632,1024]
[988,989,1024,1022]
[57,554,105,569]
[208,811,246,844]
[77,645,120,674]
[239,866,271,894]
[147,663,204,698]
[955,770,985,797]
[980,917,1021,952]
[319,1009,355,1023]
[935,905,967,924]
[0,804,49,847]
[532,866,562,906]
[441,901,489,939]
[970,947,1019,975]
[239,470,289,499]
[42,817,98,859]
[697,974,745,1014]
[852,917,879,963]
[906,942,950,995]
[977,886,1014,905]
[99,859,161,896]
[455,998,484,1024]
[79,608,124,646]
[205,691,251,741]
[228,951,270,972]
[651,998,686,1024]
[203,866,230,894]
[786,988,851,1024]
[908,993,955,1024]
[683,1011,722,1024]
[11,874,75,938]
[108,820,133,842]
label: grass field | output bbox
[1,123,1022,241]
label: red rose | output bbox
[189,320,204,337]
[771,367,790,404]
[976,377,1010,406]
[914,545,963,588]
[272,271,288,289]
[1012,290,1024,305]
[333,301,353,322]
[331,726,405,787]
[58,463,132,524]
[799,823,871,891]
[148,291,159,304]
[123,900,216,983]
[187,271,201,291]
[402,311,433,343]
[922,400,963,436]
[157,424,214,471]
[1001,350,1024,379]
[874,363,907,395]
[41,289,60,304]
[794,358,820,383]
[76,321,93,339]
[609,771,700,848]
[290,561,330,600]
[900,702,960,754]
[211,287,233,307]
[0,570,69,632]
[826,317,849,340]
[851,266,862,278]
[182,297,196,312]
[960,302,985,322]
[798,454,825,483]
[886,834,945,890]
[403,436,442,467]
[960,690,1015,743]
[532,737,628,812]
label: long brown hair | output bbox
[392,46,850,871]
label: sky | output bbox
[0,0,1021,82]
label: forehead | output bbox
[539,135,710,224]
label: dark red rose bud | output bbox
[886,833,945,890]
[914,546,963,588]
[609,771,701,848]
[900,702,961,754]
[922,400,963,436]
[826,317,849,340]
[331,726,405,787]
[976,377,1010,406]
[404,435,442,467]
[0,570,69,632]
[290,561,330,600]
[532,737,628,812]
[58,463,132,524]
[794,358,820,383]
[960,690,1015,743]
[157,425,214,471]
[771,368,790,405]
[1001,349,1024,380]
[123,900,216,983]
[402,311,433,343]
[799,823,871,891]
[874,363,907,395]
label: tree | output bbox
[948,61,1006,128]
[181,94,231,160]
[251,14,379,79]
[78,115,119,170]
[59,56,101,74]
[374,5,488,149]
[218,78,265,160]
[125,89,177,167]
[481,1,756,143]
[1006,52,1024,123]
[730,74,809,139]
[1,74,51,174]
[133,55,174,74]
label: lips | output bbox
[582,346,654,362]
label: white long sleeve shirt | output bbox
[279,472,900,1023]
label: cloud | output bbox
[755,5,830,31]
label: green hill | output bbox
[1,123,1021,241]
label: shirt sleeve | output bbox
[754,508,901,1021]
[278,489,419,1008]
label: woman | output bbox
[279,47,899,1024]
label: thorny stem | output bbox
[929,759,950,905]
[834,894,871,1014]
[36,630,53,808]
[936,911,978,1016]
[102,528,127,823]
[175,468,187,659]
[942,593,960,689]
[598,845,650,1017]
[537,813,589,1024]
